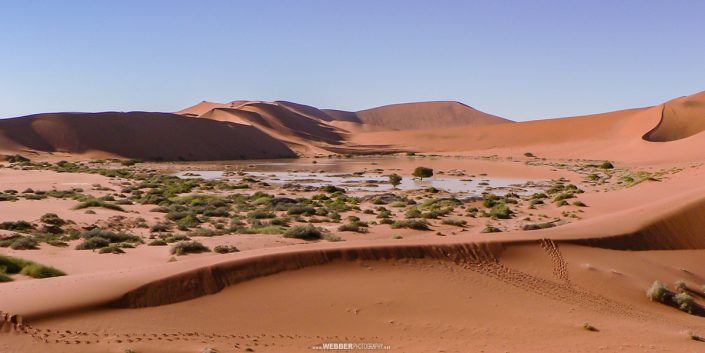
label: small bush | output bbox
[490,204,512,219]
[0,220,34,232]
[674,292,696,313]
[481,225,502,233]
[442,218,467,227]
[391,219,429,230]
[99,245,125,254]
[522,222,556,231]
[5,154,30,163]
[323,233,343,242]
[646,280,671,303]
[338,222,369,233]
[582,323,597,332]
[73,199,125,211]
[18,263,65,279]
[76,237,110,250]
[0,272,12,282]
[283,225,322,240]
[171,241,210,255]
[148,239,168,246]
[214,245,239,254]
[10,237,38,250]
[388,173,402,188]
[412,167,434,179]
[600,161,614,169]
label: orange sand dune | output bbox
[324,101,512,130]
[0,112,296,160]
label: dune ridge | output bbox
[111,242,503,308]
[643,91,705,142]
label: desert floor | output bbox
[2,153,705,353]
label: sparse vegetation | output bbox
[214,244,239,254]
[441,218,467,227]
[73,198,125,211]
[647,280,700,314]
[0,255,65,280]
[171,241,210,255]
[283,224,323,240]
[391,219,430,230]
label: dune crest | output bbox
[643,91,705,142]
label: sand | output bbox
[2,90,705,352]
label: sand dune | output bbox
[0,112,296,160]
[324,101,512,130]
[351,90,705,163]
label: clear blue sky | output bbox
[1,0,704,121]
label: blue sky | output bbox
[1,0,703,121]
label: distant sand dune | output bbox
[0,112,296,160]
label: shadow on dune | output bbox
[643,91,705,142]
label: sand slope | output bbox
[0,112,296,160]
[644,90,705,142]
[324,101,512,130]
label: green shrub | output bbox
[442,218,467,227]
[5,154,30,163]
[321,185,345,193]
[646,280,671,303]
[99,245,126,254]
[0,272,12,282]
[481,225,502,233]
[489,204,512,219]
[522,222,556,231]
[82,229,141,243]
[388,173,402,188]
[283,225,323,240]
[19,263,65,278]
[674,292,696,313]
[40,213,65,226]
[73,199,125,211]
[391,219,429,230]
[10,237,38,250]
[214,245,239,254]
[600,161,614,169]
[150,223,171,232]
[76,237,110,250]
[0,220,34,232]
[338,221,369,233]
[323,234,343,242]
[412,167,434,179]
[148,239,168,246]
[171,241,210,255]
